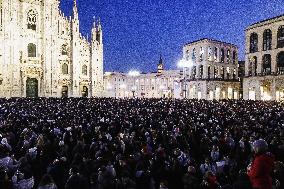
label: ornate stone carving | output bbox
[58,79,72,86]
[80,80,91,85]
[21,66,43,78]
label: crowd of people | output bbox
[0,97,283,189]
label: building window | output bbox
[192,66,196,78]
[277,52,284,74]
[249,57,257,76]
[250,33,258,53]
[248,61,253,76]
[199,65,203,78]
[192,48,196,62]
[27,10,37,31]
[28,43,36,57]
[62,44,68,55]
[208,47,212,60]
[208,66,211,79]
[62,63,68,75]
[227,50,231,63]
[226,67,230,79]
[232,51,237,64]
[82,65,88,75]
[214,67,218,78]
[262,54,271,75]
[277,26,284,48]
[185,50,190,61]
[221,48,224,63]
[200,47,204,61]
[263,29,272,51]
[214,47,218,61]
[233,68,237,79]
[221,67,224,79]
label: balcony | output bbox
[183,77,239,82]
[244,70,284,78]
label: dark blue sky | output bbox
[60,0,284,72]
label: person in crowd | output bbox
[0,98,283,189]
[183,166,200,189]
[247,139,275,189]
[37,174,57,189]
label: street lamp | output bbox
[177,59,192,99]
[128,70,140,98]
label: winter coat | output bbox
[248,152,274,189]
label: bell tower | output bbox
[158,55,164,74]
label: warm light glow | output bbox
[105,72,112,76]
[106,83,112,90]
[128,70,140,77]
[120,84,127,89]
[249,90,256,100]
[263,92,271,101]
[178,59,192,68]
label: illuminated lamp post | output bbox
[128,70,140,98]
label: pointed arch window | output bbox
[277,26,284,48]
[27,10,37,31]
[82,65,88,76]
[28,43,36,57]
[62,63,68,75]
[263,29,272,51]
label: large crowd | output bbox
[0,98,283,189]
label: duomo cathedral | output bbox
[0,0,104,97]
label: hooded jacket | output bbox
[248,152,274,189]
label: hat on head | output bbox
[253,139,268,154]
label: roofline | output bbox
[248,14,284,29]
[184,38,238,48]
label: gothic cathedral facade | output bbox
[0,0,104,97]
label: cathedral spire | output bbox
[97,17,102,31]
[73,0,78,20]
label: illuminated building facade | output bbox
[244,14,284,101]
[182,38,240,100]
[104,57,182,98]
[0,0,104,97]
